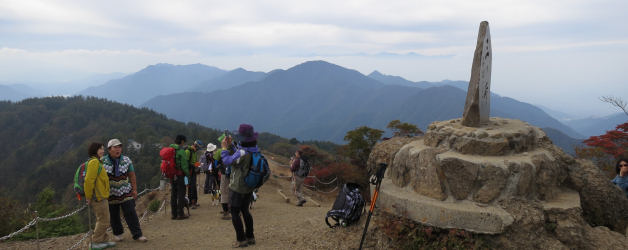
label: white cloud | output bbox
[1,0,627,116]
[0,0,122,37]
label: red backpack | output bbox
[159,147,179,179]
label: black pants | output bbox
[230,189,254,241]
[109,199,142,239]
[171,176,186,217]
[188,170,198,203]
[204,172,218,194]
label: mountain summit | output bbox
[143,60,581,142]
[80,63,226,105]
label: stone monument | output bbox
[366,21,628,248]
[462,21,491,127]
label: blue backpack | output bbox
[244,152,271,189]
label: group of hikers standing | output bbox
[168,123,269,248]
[83,139,147,250]
[83,123,309,248]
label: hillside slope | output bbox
[0,96,221,203]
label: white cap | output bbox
[206,143,217,152]
[107,139,122,148]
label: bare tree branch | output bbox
[600,96,628,117]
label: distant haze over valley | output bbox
[1,60,625,148]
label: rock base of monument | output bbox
[375,178,514,234]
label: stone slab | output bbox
[542,188,581,211]
[376,178,514,234]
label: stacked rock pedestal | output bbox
[375,117,577,234]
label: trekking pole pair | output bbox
[358,163,387,250]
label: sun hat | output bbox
[238,124,258,142]
[107,139,122,148]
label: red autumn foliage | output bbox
[583,122,628,157]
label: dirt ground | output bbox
[0,158,383,250]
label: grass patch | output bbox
[148,199,161,213]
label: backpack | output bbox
[296,158,310,177]
[160,147,178,179]
[243,152,271,189]
[73,159,102,200]
[200,152,213,172]
[325,183,365,228]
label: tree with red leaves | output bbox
[583,122,628,158]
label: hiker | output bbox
[84,142,115,249]
[215,133,232,219]
[170,135,190,220]
[290,150,308,206]
[102,139,147,242]
[222,124,258,247]
[201,143,219,194]
[186,140,203,209]
[612,158,628,198]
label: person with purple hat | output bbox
[221,124,259,248]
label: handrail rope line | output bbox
[303,183,339,194]
[276,175,338,185]
[38,204,87,222]
[1,187,160,242]
[66,230,90,250]
[69,189,165,249]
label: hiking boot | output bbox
[135,236,148,242]
[176,215,189,220]
[247,237,256,245]
[112,234,123,242]
[89,242,108,250]
[232,240,248,248]
[296,199,306,206]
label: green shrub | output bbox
[148,199,161,213]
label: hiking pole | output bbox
[87,201,92,248]
[358,163,388,250]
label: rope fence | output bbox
[0,186,162,249]
[276,173,341,194]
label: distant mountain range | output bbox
[541,127,584,155]
[0,84,37,101]
[368,71,468,90]
[190,68,267,93]
[80,63,227,106]
[2,60,600,152]
[565,113,627,138]
[142,60,583,146]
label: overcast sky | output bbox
[1,0,627,117]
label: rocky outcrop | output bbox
[566,159,628,234]
[368,117,628,248]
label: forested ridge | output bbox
[0,96,342,239]
[0,96,226,204]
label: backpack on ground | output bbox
[160,147,178,179]
[73,159,101,200]
[325,183,365,228]
[296,158,310,177]
[244,152,271,189]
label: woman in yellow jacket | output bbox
[84,142,115,249]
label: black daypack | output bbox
[325,183,365,228]
[296,158,310,177]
